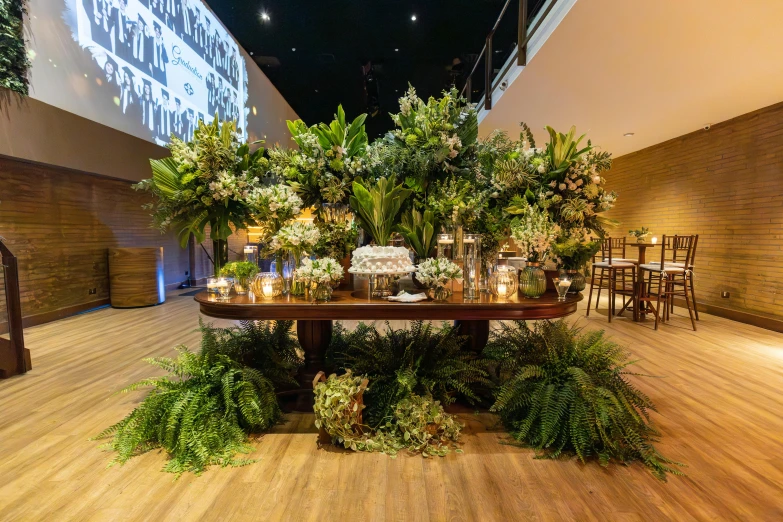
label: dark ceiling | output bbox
[206,0,517,138]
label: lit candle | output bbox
[262,282,274,297]
[651,236,658,244]
[497,282,507,296]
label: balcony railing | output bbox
[0,238,31,378]
[460,0,559,111]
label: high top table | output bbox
[626,241,661,321]
[196,282,582,409]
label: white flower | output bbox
[509,203,558,263]
[415,258,463,288]
[558,183,566,191]
[271,221,321,253]
[295,257,344,284]
[537,165,546,174]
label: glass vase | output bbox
[311,282,334,302]
[519,263,547,298]
[564,270,586,294]
[426,286,453,301]
[234,276,250,295]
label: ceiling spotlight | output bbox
[315,89,319,93]
[249,51,254,55]
[394,48,399,52]
[411,14,417,21]
[292,47,296,51]
[260,11,270,21]
[623,132,635,137]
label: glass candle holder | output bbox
[553,277,572,301]
[651,236,658,244]
[462,233,481,300]
[252,272,283,299]
[206,276,221,296]
[210,277,233,301]
[489,266,518,299]
[437,234,454,260]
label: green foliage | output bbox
[395,208,438,260]
[312,220,359,260]
[349,176,412,246]
[629,227,650,238]
[313,371,462,457]
[95,348,280,476]
[545,125,591,174]
[277,106,368,207]
[220,261,260,281]
[328,321,489,428]
[484,320,684,481]
[553,237,601,271]
[96,320,301,475]
[0,0,29,96]
[134,118,267,247]
[199,319,302,390]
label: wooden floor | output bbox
[1,290,782,521]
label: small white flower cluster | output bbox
[249,184,302,221]
[169,138,198,172]
[208,171,256,201]
[510,204,559,263]
[271,221,321,253]
[415,257,464,289]
[295,257,344,285]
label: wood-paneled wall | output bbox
[604,102,783,323]
[0,156,193,329]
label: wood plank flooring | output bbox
[1,290,782,521]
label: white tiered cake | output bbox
[349,246,415,274]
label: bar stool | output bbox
[586,238,637,322]
[647,234,700,321]
[638,235,697,331]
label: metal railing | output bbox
[460,0,558,111]
[0,238,30,378]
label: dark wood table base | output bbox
[196,282,582,410]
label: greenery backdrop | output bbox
[0,0,29,96]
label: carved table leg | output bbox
[454,320,490,353]
[295,320,333,411]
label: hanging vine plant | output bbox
[0,0,30,96]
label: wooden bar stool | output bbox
[587,238,637,323]
[647,234,700,322]
[638,235,697,331]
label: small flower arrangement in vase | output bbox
[629,227,650,243]
[295,257,344,301]
[219,261,260,295]
[510,204,558,298]
[271,221,321,295]
[415,258,463,301]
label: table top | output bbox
[627,242,660,248]
[195,282,583,321]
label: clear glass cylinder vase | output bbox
[311,282,334,302]
[519,263,547,298]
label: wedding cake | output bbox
[349,246,415,274]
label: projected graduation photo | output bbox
[72,0,247,144]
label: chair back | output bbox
[599,237,626,265]
[657,235,696,268]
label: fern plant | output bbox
[328,321,489,427]
[199,319,302,390]
[95,348,280,476]
[484,320,683,481]
[96,320,300,475]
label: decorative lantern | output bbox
[489,266,518,299]
[252,272,283,299]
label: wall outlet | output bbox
[721,291,730,298]
[89,288,97,295]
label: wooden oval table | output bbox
[196,283,582,409]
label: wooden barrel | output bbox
[108,247,166,308]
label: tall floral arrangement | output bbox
[510,204,559,263]
[373,87,478,203]
[248,183,303,243]
[134,118,267,275]
[268,105,368,208]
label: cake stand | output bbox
[348,269,415,298]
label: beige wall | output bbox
[604,102,783,324]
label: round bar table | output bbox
[196,283,582,409]
[627,241,661,321]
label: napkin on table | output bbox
[385,291,428,303]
